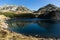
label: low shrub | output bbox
[0,12,35,18]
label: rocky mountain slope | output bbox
[35,4,59,14]
[0,5,32,13]
[35,4,60,19]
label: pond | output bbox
[7,19,60,38]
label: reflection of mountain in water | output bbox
[8,20,36,28]
[7,19,60,38]
[37,20,60,29]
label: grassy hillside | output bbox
[0,12,35,18]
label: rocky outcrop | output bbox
[0,15,10,28]
[0,15,10,20]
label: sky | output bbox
[0,0,60,10]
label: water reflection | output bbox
[7,19,60,38]
[37,20,58,29]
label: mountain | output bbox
[35,4,59,14]
[0,5,32,13]
[35,4,60,19]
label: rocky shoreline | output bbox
[0,15,10,28]
[0,27,60,40]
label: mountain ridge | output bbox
[0,5,32,13]
[34,4,59,14]
[37,4,60,19]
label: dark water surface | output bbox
[7,19,60,38]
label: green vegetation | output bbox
[0,12,35,18]
[14,13,35,18]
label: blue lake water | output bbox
[7,19,60,38]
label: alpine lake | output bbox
[7,18,60,38]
